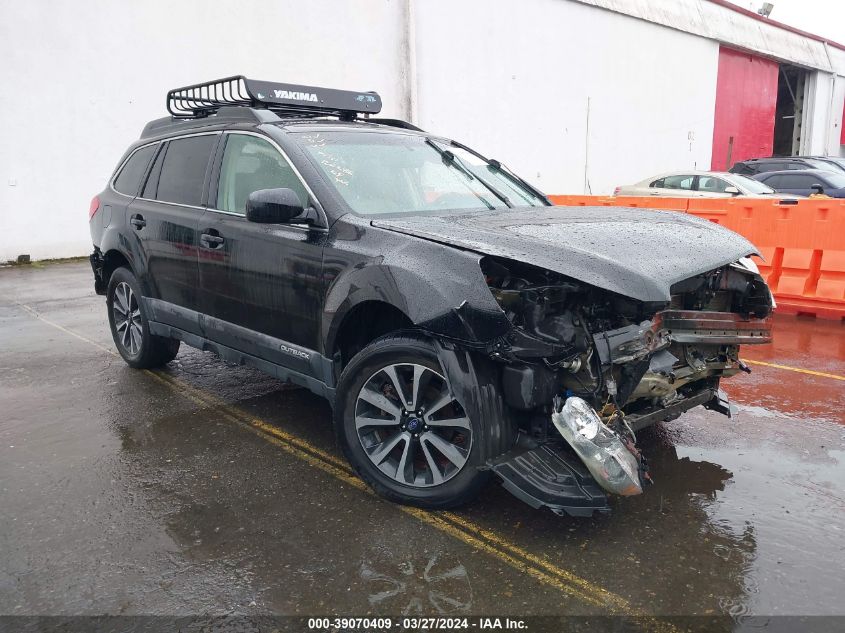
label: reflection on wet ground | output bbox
[1,262,843,625]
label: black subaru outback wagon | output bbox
[89,76,773,516]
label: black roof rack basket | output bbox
[167,75,382,120]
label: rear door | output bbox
[197,131,327,359]
[127,133,219,333]
[102,143,158,246]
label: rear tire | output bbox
[107,267,179,369]
[335,333,508,509]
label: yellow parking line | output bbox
[742,358,845,382]
[16,301,680,629]
[146,370,617,610]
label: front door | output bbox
[197,132,326,360]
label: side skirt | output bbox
[148,321,336,403]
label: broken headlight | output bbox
[551,397,643,497]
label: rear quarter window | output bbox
[760,174,782,188]
[113,145,156,196]
[154,135,217,206]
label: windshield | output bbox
[823,157,845,171]
[295,131,546,215]
[730,174,775,194]
[823,172,845,188]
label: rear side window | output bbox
[731,162,755,175]
[113,145,156,196]
[661,175,694,191]
[154,135,217,206]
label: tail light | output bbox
[89,195,100,220]
[612,186,621,196]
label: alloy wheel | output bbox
[112,282,143,356]
[354,363,472,487]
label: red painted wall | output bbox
[711,47,779,170]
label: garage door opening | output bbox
[772,64,808,156]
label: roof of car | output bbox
[756,168,834,177]
[737,157,809,163]
[140,108,423,141]
[657,170,734,176]
[274,118,425,135]
[629,169,738,187]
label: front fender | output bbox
[322,232,510,355]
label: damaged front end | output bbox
[474,256,772,516]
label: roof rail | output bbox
[140,107,282,138]
[166,75,382,120]
[367,118,425,132]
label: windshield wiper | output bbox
[448,140,550,206]
[487,158,551,205]
[425,138,511,209]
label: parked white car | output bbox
[614,171,799,198]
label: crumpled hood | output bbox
[371,206,758,302]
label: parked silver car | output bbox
[614,171,799,198]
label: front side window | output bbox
[216,134,309,214]
[295,131,545,216]
[113,144,156,196]
[696,176,730,193]
[155,135,217,206]
[780,174,816,188]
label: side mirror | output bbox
[810,184,825,195]
[724,186,740,196]
[246,188,307,224]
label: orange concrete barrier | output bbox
[549,195,845,320]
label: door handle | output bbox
[129,214,146,229]
[200,232,224,248]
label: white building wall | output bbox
[0,0,408,261]
[1,0,843,260]
[412,0,720,196]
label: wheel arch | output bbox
[100,246,153,296]
[328,299,415,370]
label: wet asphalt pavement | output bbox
[1,261,844,628]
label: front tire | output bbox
[335,333,506,509]
[107,267,179,369]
